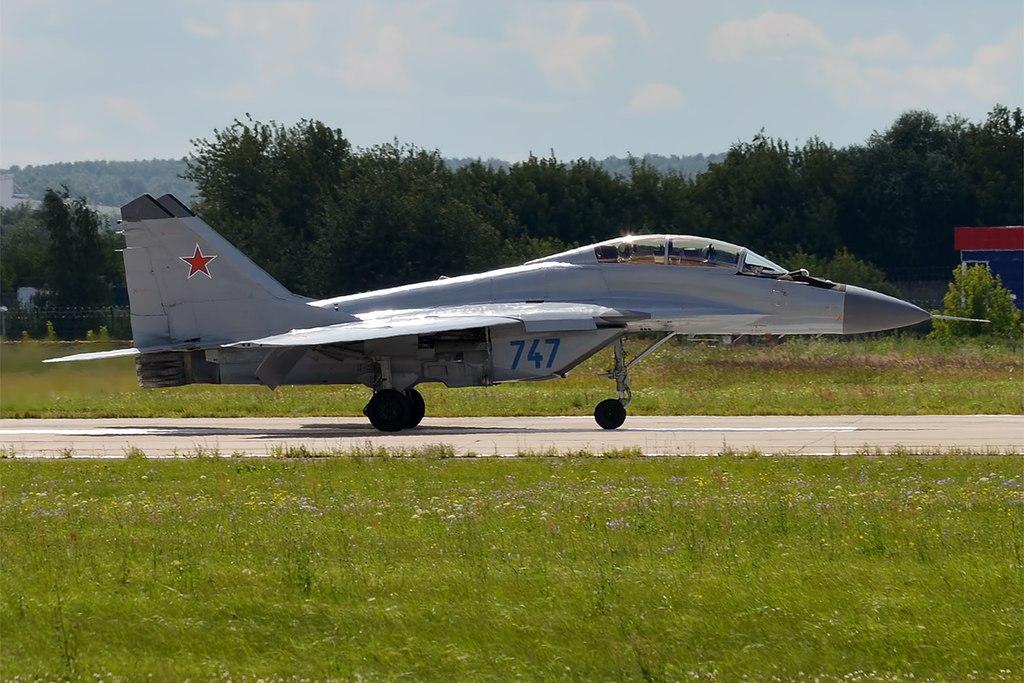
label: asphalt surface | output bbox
[0,415,1019,457]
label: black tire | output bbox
[365,389,410,432]
[594,398,627,430]
[405,388,426,428]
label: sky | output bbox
[1,0,1021,167]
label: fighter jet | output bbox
[48,193,948,431]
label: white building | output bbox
[0,174,31,209]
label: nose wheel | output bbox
[594,398,627,429]
[593,333,677,430]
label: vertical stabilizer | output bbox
[120,194,343,348]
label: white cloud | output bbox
[222,1,317,42]
[103,98,157,133]
[607,1,651,38]
[819,31,1022,109]
[331,4,430,92]
[0,98,177,166]
[170,2,649,99]
[182,17,220,39]
[217,1,320,85]
[338,23,408,91]
[846,31,956,62]
[925,34,955,60]
[629,83,684,114]
[846,33,911,61]
[709,12,828,62]
[193,1,459,94]
[2,100,97,157]
[709,11,1021,112]
[508,3,615,87]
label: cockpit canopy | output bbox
[593,235,786,275]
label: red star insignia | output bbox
[180,244,218,279]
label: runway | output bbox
[0,415,1019,458]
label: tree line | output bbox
[2,105,1020,307]
[184,106,1021,298]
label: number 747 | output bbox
[509,338,561,369]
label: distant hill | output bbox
[3,159,197,208]
[3,153,725,207]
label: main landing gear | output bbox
[594,333,678,430]
[364,387,426,432]
[362,357,426,432]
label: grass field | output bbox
[1,454,1021,680]
[2,337,1021,417]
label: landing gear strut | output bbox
[594,333,677,430]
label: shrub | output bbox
[783,249,899,296]
[930,264,1023,340]
[44,320,57,341]
[84,327,109,341]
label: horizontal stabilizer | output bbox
[42,348,141,363]
[42,341,221,364]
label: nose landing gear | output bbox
[594,333,677,430]
[594,398,627,430]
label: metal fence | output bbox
[0,306,132,341]
[890,280,948,311]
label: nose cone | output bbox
[843,285,931,334]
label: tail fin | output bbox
[120,194,341,348]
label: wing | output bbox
[227,302,644,348]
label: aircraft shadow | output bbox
[115,423,605,439]
[98,422,915,440]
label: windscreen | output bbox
[741,250,787,274]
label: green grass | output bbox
[1,337,1021,417]
[1,454,1021,680]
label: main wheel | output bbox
[365,389,410,432]
[594,398,627,430]
[405,388,425,428]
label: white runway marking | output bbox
[0,428,173,436]
[623,426,857,432]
